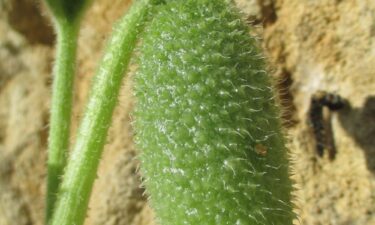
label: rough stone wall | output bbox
[0,0,374,225]
[259,1,375,224]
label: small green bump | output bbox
[44,0,92,24]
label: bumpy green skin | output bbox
[134,1,295,224]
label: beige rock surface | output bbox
[0,0,374,225]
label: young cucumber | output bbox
[134,1,295,224]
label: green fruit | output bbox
[134,0,295,224]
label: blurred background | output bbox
[0,0,374,224]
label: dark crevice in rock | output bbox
[6,0,55,45]
[248,0,278,26]
[338,96,375,175]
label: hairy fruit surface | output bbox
[134,1,294,224]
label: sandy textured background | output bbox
[0,0,374,224]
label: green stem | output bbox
[49,1,156,225]
[46,21,79,223]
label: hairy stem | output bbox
[49,1,157,225]
[46,21,79,223]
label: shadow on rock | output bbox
[338,96,375,175]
